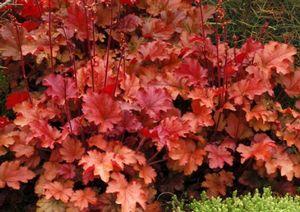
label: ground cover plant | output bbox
[0,0,299,211]
[171,188,300,212]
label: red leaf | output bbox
[139,165,157,184]
[205,144,234,169]
[138,41,171,61]
[29,120,61,149]
[0,116,9,128]
[6,91,29,109]
[142,18,174,41]
[224,62,237,78]
[120,0,138,5]
[19,0,43,19]
[102,83,116,96]
[236,38,263,64]
[64,2,90,41]
[21,21,40,32]
[153,116,190,150]
[182,100,214,129]
[117,14,141,32]
[43,74,77,105]
[82,91,122,132]
[135,86,173,119]
[140,127,158,139]
[58,164,76,179]
[176,58,207,87]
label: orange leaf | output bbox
[205,143,234,169]
[229,77,270,105]
[44,181,73,203]
[70,188,97,210]
[281,69,300,97]
[225,113,253,140]
[237,133,277,163]
[202,171,234,197]
[176,58,207,87]
[106,173,147,212]
[254,41,296,76]
[139,165,157,184]
[79,150,113,183]
[0,161,35,189]
[169,139,206,175]
[59,137,84,163]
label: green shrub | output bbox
[172,188,300,212]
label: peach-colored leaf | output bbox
[59,138,84,163]
[237,133,277,163]
[139,165,157,184]
[44,181,73,203]
[169,139,206,175]
[79,150,113,183]
[0,161,35,189]
[225,113,253,139]
[281,69,300,97]
[106,173,147,212]
[254,41,296,76]
[70,188,97,210]
[202,170,234,197]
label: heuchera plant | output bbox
[0,0,300,211]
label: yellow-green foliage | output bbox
[172,188,300,212]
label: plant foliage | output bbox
[172,188,300,212]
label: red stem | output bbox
[63,77,73,134]
[199,3,206,37]
[233,35,238,65]
[92,0,97,59]
[123,51,126,80]
[104,6,113,88]
[223,46,228,103]
[148,148,163,163]
[113,56,123,97]
[216,33,221,87]
[92,16,96,59]
[136,137,146,151]
[82,0,95,91]
[222,27,228,103]
[14,23,32,103]
[48,1,54,72]
[148,158,166,166]
[61,26,77,87]
[199,3,209,81]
